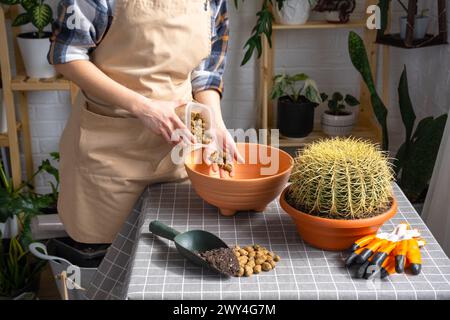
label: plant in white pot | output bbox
[320,91,360,136]
[399,6,430,40]
[0,0,55,78]
[273,0,317,25]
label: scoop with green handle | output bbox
[149,220,231,276]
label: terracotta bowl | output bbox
[185,143,293,216]
[279,186,398,251]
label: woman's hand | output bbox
[193,89,244,178]
[135,98,195,145]
[204,122,244,178]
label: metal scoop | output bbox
[149,220,232,276]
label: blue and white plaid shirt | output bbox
[48,0,229,95]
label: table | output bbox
[85,183,450,300]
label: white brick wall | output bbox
[1,0,449,193]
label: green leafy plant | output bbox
[1,152,60,240]
[321,92,360,115]
[288,137,394,219]
[0,158,55,298]
[271,73,322,104]
[347,30,448,203]
[0,0,53,38]
[0,236,45,297]
[348,31,389,150]
[377,0,390,38]
[394,67,448,202]
[0,164,48,244]
[37,152,60,207]
[234,0,317,65]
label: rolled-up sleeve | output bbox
[48,0,110,65]
[191,0,229,97]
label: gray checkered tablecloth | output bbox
[86,183,450,300]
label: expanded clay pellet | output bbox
[232,244,281,277]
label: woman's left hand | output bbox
[193,90,243,178]
[204,122,244,178]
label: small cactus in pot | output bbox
[280,137,398,250]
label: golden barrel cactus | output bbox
[287,138,394,220]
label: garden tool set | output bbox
[345,223,425,279]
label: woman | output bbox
[48,0,239,244]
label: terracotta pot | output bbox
[279,186,398,251]
[185,143,293,216]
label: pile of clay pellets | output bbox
[233,244,281,277]
[190,112,212,145]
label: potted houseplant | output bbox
[313,0,356,23]
[271,72,322,138]
[0,0,55,78]
[320,91,360,136]
[0,163,48,299]
[273,0,317,25]
[280,138,397,251]
[400,7,430,40]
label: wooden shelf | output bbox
[0,132,8,147]
[0,122,22,147]
[274,125,377,148]
[376,33,448,49]
[11,74,71,91]
[1,6,77,186]
[272,20,366,30]
[259,1,382,147]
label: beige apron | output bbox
[58,0,212,243]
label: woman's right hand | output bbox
[134,98,195,145]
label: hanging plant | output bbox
[234,0,317,65]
